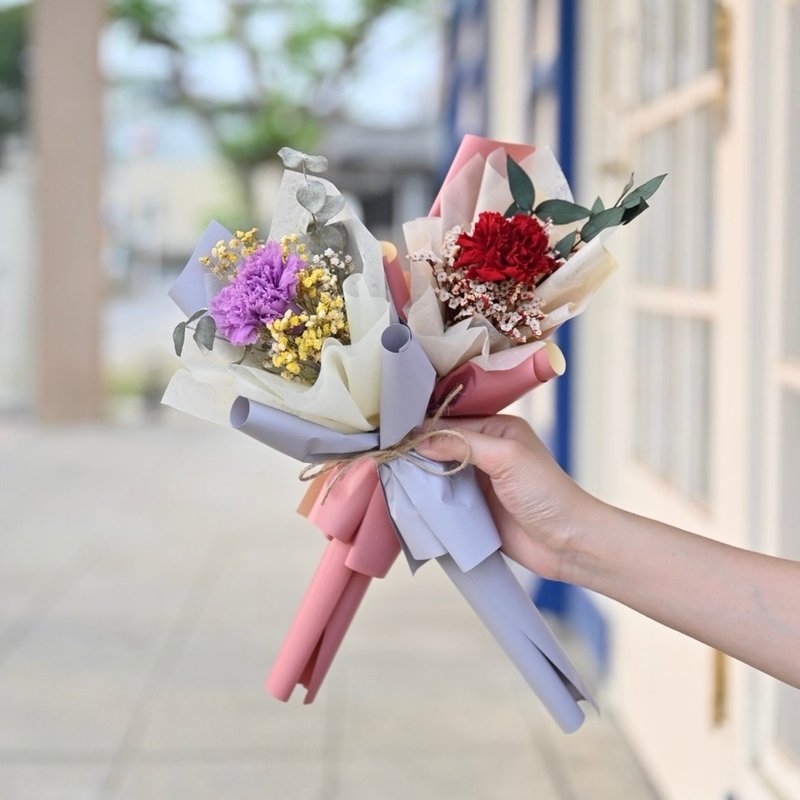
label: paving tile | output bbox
[137,681,329,755]
[113,759,325,800]
[0,418,661,800]
[0,613,166,752]
[336,748,562,800]
[0,764,108,800]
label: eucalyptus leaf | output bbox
[193,314,217,353]
[554,230,578,259]
[319,222,347,251]
[303,154,329,173]
[232,344,252,366]
[186,307,207,324]
[620,174,667,208]
[621,196,649,224]
[506,155,535,211]
[315,193,345,224]
[296,181,327,213]
[308,222,346,253]
[534,199,591,224]
[277,147,305,169]
[172,321,187,356]
[580,206,625,243]
[591,196,604,214]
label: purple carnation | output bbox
[210,241,303,346]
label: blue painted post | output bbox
[554,0,576,475]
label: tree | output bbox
[0,3,29,163]
[110,0,424,222]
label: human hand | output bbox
[416,415,595,579]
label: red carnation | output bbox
[453,211,560,285]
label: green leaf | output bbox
[615,173,635,205]
[277,148,328,174]
[506,155,535,211]
[307,222,347,253]
[621,197,649,224]
[277,146,305,169]
[186,307,207,324]
[554,230,577,259]
[504,201,525,218]
[580,206,625,243]
[232,344,252,366]
[591,195,604,214]
[172,321,186,356]
[534,199,591,224]
[620,174,667,208]
[193,314,217,353]
[315,193,345,224]
[303,154,329,173]
[296,180,327,213]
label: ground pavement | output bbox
[0,412,660,800]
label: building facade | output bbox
[447,1,800,798]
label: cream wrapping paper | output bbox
[403,141,618,377]
[162,170,391,433]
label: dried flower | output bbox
[415,224,549,344]
[263,248,351,382]
[199,228,261,281]
[454,211,561,285]
[209,241,305,346]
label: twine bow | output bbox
[299,384,471,503]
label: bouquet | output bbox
[164,136,663,733]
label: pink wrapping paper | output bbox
[430,345,564,417]
[430,134,536,216]
[266,462,400,703]
[381,242,410,321]
[268,136,573,703]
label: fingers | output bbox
[416,426,526,480]
[428,414,541,450]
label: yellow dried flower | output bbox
[200,228,263,281]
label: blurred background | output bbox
[0,1,798,798]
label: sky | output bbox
[100,0,444,159]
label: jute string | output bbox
[299,384,471,504]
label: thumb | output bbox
[416,427,514,478]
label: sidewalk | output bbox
[0,413,660,800]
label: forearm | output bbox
[561,500,800,688]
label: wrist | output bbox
[554,490,613,586]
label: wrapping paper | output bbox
[164,139,606,734]
[228,322,593,732]
[403,136,619,376]
[163,171,392,433]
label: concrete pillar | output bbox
[487,0,529,141]
[31,0,105,422]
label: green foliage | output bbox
[193,314,217,353]
[579,206,625,243]
[0,3,29,159]
[173,308,208,356]
[218,99,321,171]
[504,155,667,253]
[534,199,591,224]
[110,0,176,47]
[506,155,535,212]
[281,147,348,250]
[109,0,422,218]
[554,230,577,259]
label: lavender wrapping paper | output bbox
[230,322,594,733]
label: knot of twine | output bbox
[299,384,470,504]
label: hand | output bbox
[417,415,595,579]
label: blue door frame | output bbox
[532,0,609,675]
